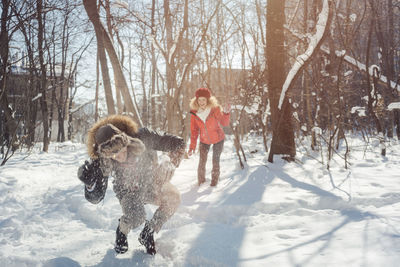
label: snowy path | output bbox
[1,138,400,266]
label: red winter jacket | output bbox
[189,106,230,151]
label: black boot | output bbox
[138,222,156,255]
[114,226,128,254]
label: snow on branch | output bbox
[318,46,400,92]
[286,20,400,94]
[388,102,400,111]
[343,53,400,93]
[32,93,42,102]
[279,0,332,109]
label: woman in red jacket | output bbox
[188,88,231,186]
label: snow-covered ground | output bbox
[1,135,400,267]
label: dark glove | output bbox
[77,159,102,186]
[168,147,185,167]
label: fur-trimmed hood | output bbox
[189,96,222,112]
[87,115,140,159]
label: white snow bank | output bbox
[1,137,400,266]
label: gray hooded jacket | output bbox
[78,115,185,204]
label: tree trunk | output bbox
[68,89,74,140]
[15,9,38,147]
[151,0,156,129]
[150,0,157,127]
[303,0,317,150]
[266,0,296,162]
[0,0,18,150]
[95,47,100,121]
[365,13,385,155]
[387,0,400,139]
[37,0,50,152]
[83,0,142,125]
[140,48,148,126]
[83,0,115,115]
[58,13,70,143]
[164,0,177,133]
[104,0,123,114]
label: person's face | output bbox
[112,146,128,162]
[197,97,208,109]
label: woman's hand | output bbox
[188,148,195,156]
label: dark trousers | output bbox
[198,140,224,184]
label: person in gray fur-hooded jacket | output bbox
[77,115,185,255]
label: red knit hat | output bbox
[195,88,211,99]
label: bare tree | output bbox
[84,0,143,126]
[0,0,20,164]
[266,0,296,162]
[12,1,39,148]
[36,0,50,152]
[83,0,115,115]
[150,0,157,129]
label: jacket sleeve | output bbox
[77,158,109,204]
[189,113,199,150]
[214,107,230,127]
[137,127,185,153]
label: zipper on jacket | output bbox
[193,111,212,143]
[203,115,212,143]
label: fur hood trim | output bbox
[96,130,145,159]
[189,96,221,112]
[87,115,139,159]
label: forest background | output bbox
[1,0,400,167]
